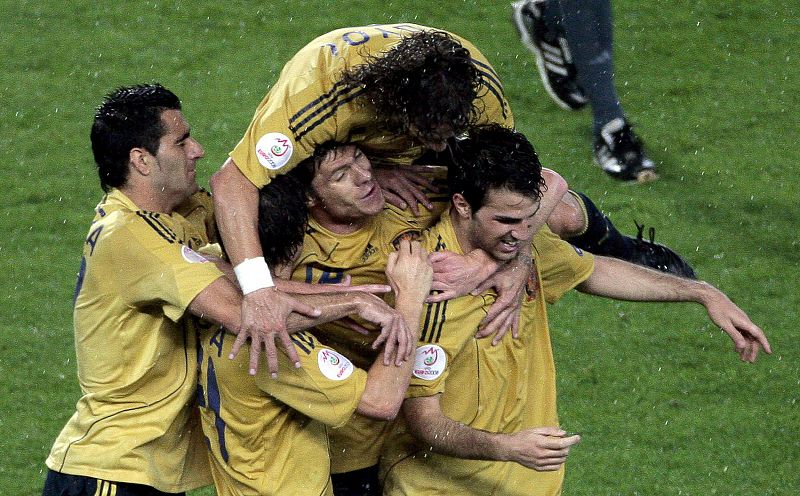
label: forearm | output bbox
[577,255,713,303]
[358,294,425,420]
[210,159,264,266]
[402,396,508,461]
[284,292,364,332]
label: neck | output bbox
[310,207,369,235]
[119,184,180,214]
[448,207,475,254]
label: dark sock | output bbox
[557,0,624,134]
[566,192,632,255]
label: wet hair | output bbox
[448,124,545,213]
[257,174,310,268]
[341,30,481,141]
[90,83,181,192]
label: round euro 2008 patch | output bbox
[255,132,293,170]
[181,245,208,264]
[318,349,354,381]
[412,344,446,380]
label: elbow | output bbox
[357,398,403,421]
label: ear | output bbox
[129,148,152,176]
[451,193,471,219]
[306,192,319,209]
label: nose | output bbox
[353,164,372,184]
[189,138,205,159]
[511,222,534,242]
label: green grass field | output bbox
[2,1,797,494]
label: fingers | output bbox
[263,337,279,379]
[277,329,301,370]
[383,190,409,211]
[229,328,248,361]
[382,322,397,366]
[248,335,261,376]
[491,313,516,345]
[349,284,392,294]
[532,426,566,437]
[471,278,494,296]
[427,251,451,264]
[425,290,458,303]
[538,434,582,450]
[292,299,322,318]
[745,322,772,354]
[401,166,438,190]
[394,320,409,366]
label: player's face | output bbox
[464,188,540,262]
[406,123,454,152]
[150,109,204,200]
[311,145,385,222]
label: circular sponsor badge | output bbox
[318,348,354,381]
[181,245,208,264]
[255,132,294,170]
[412,344,446,380]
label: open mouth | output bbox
[362,183,379,200]
[499,239,519,253]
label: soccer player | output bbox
[210,24,696,370]
[198,174,434,496]
[513,0,657,181]
[41,84,258,496]
[380,124,772,495]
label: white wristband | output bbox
[234,257,274,295]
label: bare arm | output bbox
[577,255,772,362]
[210,159,320,376]
[357,239,433,420]
[403,395,580,471]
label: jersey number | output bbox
[198,329,230,463]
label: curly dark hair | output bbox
[91,83,181,192]
[341,30,482,141]
[448,124,546,213]
[257,174,310,268]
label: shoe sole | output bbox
[511,0,583,111]
[593,155,660,183]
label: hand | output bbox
[386,239,433,304]
[352,293,416,366]
[427,250,500,303]
[373,166,438,215]
[702,286,772,362]
[229,287,321,377]
[473,256,529,345]
[505,426,581,471]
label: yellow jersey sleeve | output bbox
[533,226,595,304]
[107,215,224,322]
[255,330,368,428]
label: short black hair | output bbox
[90,83,181,192]
[448,124,545,213]
[257,174,310,267]
[341,30,481,142]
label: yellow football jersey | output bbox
[290,204,431,474]
[230,23,514,188]
[197,325,367,496]
[45,189,224,493]
[380,213,594,496]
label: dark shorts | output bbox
[330,465,381,496]
[42,470,185,496]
